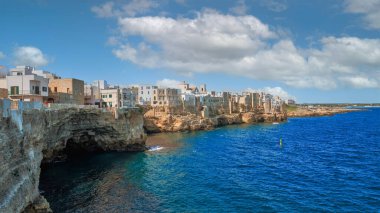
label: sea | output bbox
[40,108,380,212]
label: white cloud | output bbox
[340,76,379,88]
[230,0,248,15]
[156,79,182,88]
[91,1,115,18]
[246,86,295,100]
[92,0,158,18]
[0,51,5,59]
[13,46,49,67]
[344,0,380,29]
[99,9,380,89]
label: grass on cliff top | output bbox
[286,105,298,112]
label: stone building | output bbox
[48,78,84,105]
[250,92,260,111]
[264,94,273,114]
[181,92,197,112]
[238,94,251,112]
[0,88,8,99]
[154,88,181,107]
[199,84,207,94]
[272,96,284,113]
[92,80,108,100]
[84,84,95,105]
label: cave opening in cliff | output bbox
[65,137,103,158]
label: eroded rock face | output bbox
[143,112,287,133]
[0,108,146,212]
[38,108,147,163]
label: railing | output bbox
[8,90,43,96]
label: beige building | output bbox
[84,84,96,105]
[0,88,7,99]
[100,88,121,108]
[154,88,181,107]
[48,78,84,105]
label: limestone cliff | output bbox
[287,106,359,117]
[144,112,287,133]
[0,108,146,213]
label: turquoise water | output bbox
[40,108,380,212]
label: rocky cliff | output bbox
[287,106,360,117]
[144,112,287,133]
[0,108,146,213]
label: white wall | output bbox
[0,78,7,89]
[6,74,49,97]
[100,88,120,108]
[138,85,157,105]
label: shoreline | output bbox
[287,107,362,118]
[143,112,287,134]
[144,106,363,136]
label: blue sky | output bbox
[0,0,379,103]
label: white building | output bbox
[100,87,120,108]
[121,87,138,108]
[32,69,60,80]
[181,92,196,107]
[5,66,49,102]
[92,80,108,90]
[138,85,158,105]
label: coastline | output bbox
[143,112,287,134]
[143,106,363,136]
[287,106,362,118]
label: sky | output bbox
[0,0,379,103]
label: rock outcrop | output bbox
[0,108,146,213]
[287,107,360,117]
[144,112,287,133]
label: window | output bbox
[54,87,57,92]
[109,102,112,107]
[154,90,156,94]
[148,91,150,95]
[147,86,151,89]
[141,91,143,94]
[109,94,112,98]
[42,87,47,92]
[67,88,70,93]
[10,86,19,95]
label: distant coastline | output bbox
[286,104,364,118]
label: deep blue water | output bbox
[40,108,380,212]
